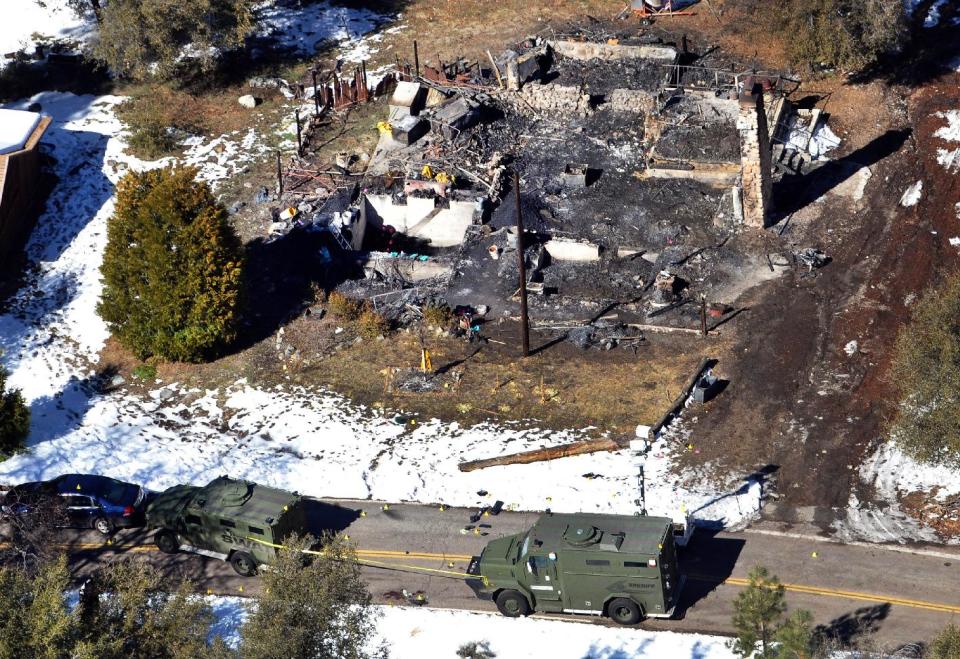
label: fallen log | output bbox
[626,323,719,336]
[458,436,627,473]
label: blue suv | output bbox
[1,474,149,535]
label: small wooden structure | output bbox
[0,109,51,272]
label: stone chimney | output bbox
[736,80,772,228]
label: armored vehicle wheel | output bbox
[608,598,642,625]
[495,590,530,618]
[93,516,113,535]
[230,551,258,577]
[154,530,179,554]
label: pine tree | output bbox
[890,271,960,466]
[240,535,386,659]
[0,366,30,455]
[74,559,231,659]
[731,566,787,658]
[774,609,814,659]
[99,166,244,363]
[0,557,77,659]
[40,0,253,80]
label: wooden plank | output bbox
[458,437,626,473]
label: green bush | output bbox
[327,292,363,321]
[357,306,390,339]
[423,303,454,329]
[240,535,385,659]
[0,556,230,658]
[890,271,960,466]
[116,92,201,160]
[778,0,907,74]
[131,364,157,381]
[98,166,245,363]
[930,624,960,659]
[0,367,29,455]
[92,0,254,81]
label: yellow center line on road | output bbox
[704,576,960,615]
[9,540,959,614]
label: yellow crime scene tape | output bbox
[7,539,960,613]
[242,536,475,580]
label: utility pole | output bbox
[514,171,530,358]
[700,294,707,337]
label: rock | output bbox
[108,375,126,389]
[238,95,261,109]
[229,201,246,214]
[254,186,271,204]
[158,388,175,401]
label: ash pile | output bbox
[258,17,829,338]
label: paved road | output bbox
[17,500,960,649]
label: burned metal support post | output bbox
[311,69,320,117]
[514,171,530,358]
[276,151,283,195]
[700,295,707,337]
[413,40,420,78]
[295,108,303,156]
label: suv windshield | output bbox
[519,533,530,560]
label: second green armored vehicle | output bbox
[467,512,683,624]
[145,476,307,576]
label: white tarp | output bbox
[0,108,41,155]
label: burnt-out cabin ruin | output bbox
[274,29,814,336]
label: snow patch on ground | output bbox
[205,600,736,657]
[180,127,275,186]
[900,180,923,206]
[0,380,761,530]
[924,0,949,27]
[903,0,924,15]
[0,0,94,69]
[863,441,960,505]
[938,148,960,171]
[373,606,736,659]
[254,2,393,60]
[836,441,960,544]
[934,111,960,172]
[935,110,960,142]
[206,596,248,648]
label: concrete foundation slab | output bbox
[549,40,677,63]
[544,237,601,262]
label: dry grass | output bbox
[269,315,715,435]
[362,0,624,70]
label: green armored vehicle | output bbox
[467,512,683,624]
[146,476,307,576]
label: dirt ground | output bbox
[103,310,720,438]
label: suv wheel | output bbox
[495,590,530,618]
[608,597,642,625]
[230,551,258,577]
[154,530,179,554]
[92,516,113,535]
